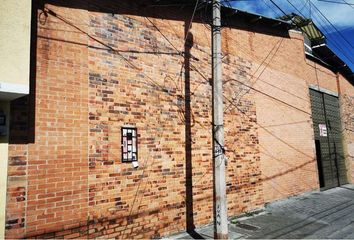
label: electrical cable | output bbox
[303,3,354,66]
[262,0,281,17]
[68,0,354,195]
[184,0,201,43]
[282,0,354,66]
[317,0,354,6]
[188,0,350,135]
[285,0,307,18]
[33,2,354,236]
[267,0,354,66]
[299,0,311,14]
[342,0,354,9]
[268,0,289,16]
[309,0,354,51]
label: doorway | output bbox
[309,88,348,189]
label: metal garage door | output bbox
[310,89,348,190]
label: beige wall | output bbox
[0,101,9,239]
[0,0,31,99]
[0,0,31,236]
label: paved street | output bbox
[166,184,354,239]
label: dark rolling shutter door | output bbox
[310,90,336,189]
[323,94,348,185]
[310,89,348,189]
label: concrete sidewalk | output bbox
[165,184,354,239]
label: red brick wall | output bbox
[5,1,354,239]
[85,9,263,238]
[244,29,351,202]
[241,29,346,202]
[6,5,90,238]
[6,145,28,238]
[249,31,329,202]
[6,2,263,238]
[338,74,354,183]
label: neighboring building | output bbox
[3,0,354,239]
[0,1,31,239]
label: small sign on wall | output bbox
[121,126,138,163]
[319,124,327,137]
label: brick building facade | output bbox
[4,0,354,238]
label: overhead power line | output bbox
[301,0,354,66]
[309,1,354,51]
[268,0,289,16]
[285,0,307,18]
[308,9,354,65]
[265,0,354,66]
[262,0,281,17]
[217,0,354,69]
[342,0,354,9]
[317,0,354,6]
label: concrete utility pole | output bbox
[212,0,228,239]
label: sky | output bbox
[223,0,354,71]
